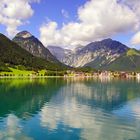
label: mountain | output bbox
[74,39,129,68]
[48,39,140,71]
[0,33,66,71]
[48,39,129,68]
[103,49,140,71]
[13,31,59,63]
[11,32,140,72]
[47,46,73,64]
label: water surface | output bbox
[0,78,140,140]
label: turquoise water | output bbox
[0,78,140,140]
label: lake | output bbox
[0,78,140,140]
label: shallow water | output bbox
[0,78,140,140]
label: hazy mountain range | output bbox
[0,30,140,72]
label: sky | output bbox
[0,0,140,49]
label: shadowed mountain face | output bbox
[0,33,47,70]
[13,31,59,63]
[0,33,67,71]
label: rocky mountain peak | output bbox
[13,31,60,63]
[15,31,33,39]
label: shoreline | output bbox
[0,75,140,79]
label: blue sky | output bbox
[0,0,86,37]
[19,0,87,37]
[0,0,140,49]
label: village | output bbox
[1,69,140,79]
[64,70,140,79]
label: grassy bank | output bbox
[0,67,67,78]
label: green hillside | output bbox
[0,33,67,72]
[103,49,140,72]
[127,49,140,56]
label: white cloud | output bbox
[39,0,139,49]
[122,0,140,46]
[39,82,139,140]
[119,0,140,17]
[0,0,39,36]
[0,114,33,140]
[131,31,140,45]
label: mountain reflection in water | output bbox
[0,78,140,140]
